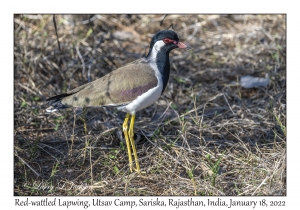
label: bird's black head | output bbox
[146,30,188,57]
[145,30,188,94]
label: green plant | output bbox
[205,152,224,187]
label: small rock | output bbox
[240,74,270,88]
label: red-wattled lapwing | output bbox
[46,30,189,173]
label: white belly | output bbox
[117,84,162,115]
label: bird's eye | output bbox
[163,38,172,44]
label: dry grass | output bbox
[14,14,286,196]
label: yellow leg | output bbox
[123,113,133,172]
[129,114,141,173]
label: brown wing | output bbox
[61,61,158,107]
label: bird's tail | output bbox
[46,93,72,112]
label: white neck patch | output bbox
[147,40,165,63]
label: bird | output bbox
[46,30,189,173]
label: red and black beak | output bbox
[175,41,192,50]
[177,41,188,48]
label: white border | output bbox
[4,0,296,209]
